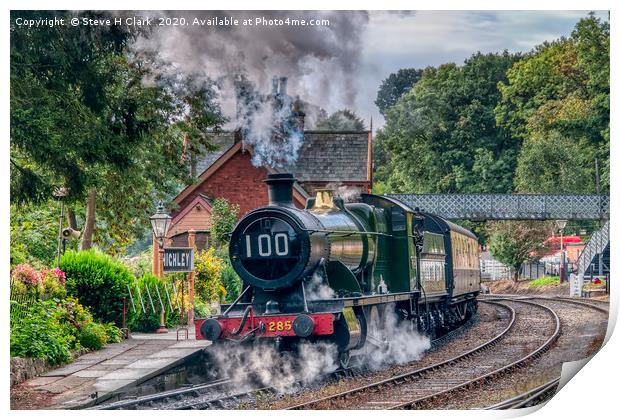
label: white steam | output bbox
[326,182,362,203]
[305,271,336,300]
[359,305,431,370]
[209,341,338,393]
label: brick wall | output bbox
[176,149,305,220]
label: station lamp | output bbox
[150,201,172,247]
[150,201,172,334]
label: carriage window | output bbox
[391,206,407,231]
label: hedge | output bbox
[61,249,133,326]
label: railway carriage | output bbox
[195,173,481,366]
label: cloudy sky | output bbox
[139,10,608,131]
[358,10,609,128]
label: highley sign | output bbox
[163,247,194,273]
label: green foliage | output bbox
[514,131,592,193]
[126,274,181,332]
[487,221,552,281]
[315,109,366,131]
[10,10,225,254]
[210,198,239,248]
[103,323,123,343]
[10,300,76,365]
[194,248,226,304]
[376,52,520,194]
[10,201,59,268]
[528,276,560,289]
[215,248,242,303]
[78,322,109,350]
[193,300,211,318]
[61,249,133,325]
[496,14,609,192]
[41,273,67,301]
[375,68,423,115]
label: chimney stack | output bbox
[265,173,296,207]
[279,77,288,96]
[272,76,279,96]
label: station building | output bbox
[161,128,372,253]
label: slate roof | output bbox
[195,132,236,176]
[195,130,370,183]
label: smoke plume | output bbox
[132,11,371,167]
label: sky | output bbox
[130,10,608,133]
[357,10,609,129]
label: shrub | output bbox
[78,322,108,350]
[10,300,77,365]
[61,249,134,325]
[11,263,42,288]
[103,322,123,343]
[61,297,94,330]
[221,260,241,303]
[194,299,212,318]
[194,248,226,303]
[210,198,239,247]
[528,276,560,288]
[127,274,180,332]
[41,269,67,300]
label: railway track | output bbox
[287,299,560,409]
[484,377,560,409]
[93,314,477,410]
[96,295,600,410]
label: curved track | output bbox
[94,315,476,410]
[287,299,560,409]
[94,295,607,410]
[484,377,560,409]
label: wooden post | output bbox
[156,247,168,333]
[188,230,196,328]
[153,235,160,278]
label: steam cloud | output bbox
[360,304,431,369]
[305,271,336,300]
[208,341,338,393]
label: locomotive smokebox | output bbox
[265,173,296,207]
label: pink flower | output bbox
[51,267,66,286]
[11,264,42,287]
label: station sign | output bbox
[163,247,194,273]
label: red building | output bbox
[161,129,372,253]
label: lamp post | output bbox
[150,201,172,334]
[555,219,568,283]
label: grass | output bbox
[527,276,560,289]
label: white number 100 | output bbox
[245,233,288,257]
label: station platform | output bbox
[20,328,206,409]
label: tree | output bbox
[376,52,520,194]
[209,198,240,248]
[315,109,366,131]
[487,221,552,282]
[514,131,592,193]
[375,68,423,115]
[10,11,225,256]
[495,14,609,193]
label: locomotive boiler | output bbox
[195,173,481,366]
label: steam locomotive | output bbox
[195,173,480,366]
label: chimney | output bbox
[279,77,288,96]
[292,96,306,131]
[265,173,296,207]
[272,76,279,96]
